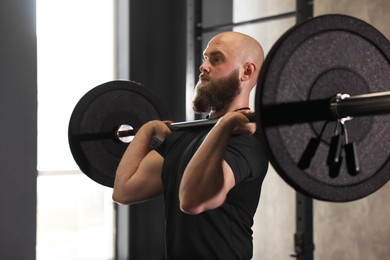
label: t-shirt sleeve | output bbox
[153,136,166,157]
[153,131,186,158]
[223,133,269,184]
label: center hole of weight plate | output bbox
[116,124,135,143]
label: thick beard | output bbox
[192,69,240,114]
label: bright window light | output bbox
[36,0,115,259]
[37,0,115,171]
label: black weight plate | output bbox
[256,14,390,202]
[68,80,169,187]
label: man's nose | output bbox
[199,61,210,73]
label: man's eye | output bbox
[211,57,222,64]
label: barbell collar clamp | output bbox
[330,93,352,121]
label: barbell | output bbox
[68,14,390,202]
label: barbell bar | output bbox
[114,91,390,143]
[115,113,257,143]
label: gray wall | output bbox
[0,0,37,259]
[246,1,390,259]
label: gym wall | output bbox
[240,0,390,259]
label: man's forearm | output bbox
[113,121,170,203]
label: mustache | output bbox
[199,73,211,81]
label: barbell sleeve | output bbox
[330,91,390,119]
[261,91,390,126]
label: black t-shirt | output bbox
[156,128,268,260]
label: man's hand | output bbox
[146,120,172,143]
[219,110,256,136]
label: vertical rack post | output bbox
[292,1,314,259]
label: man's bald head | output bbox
[207,32,264,83]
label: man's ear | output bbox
[241,62,256,81]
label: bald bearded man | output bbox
[113,31,269,260]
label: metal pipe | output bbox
[116,114,256,141]
[114,91,390,142]
[201,11,297,33]
[261,91,390,126]
[331,91,390,119]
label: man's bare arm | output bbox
[179,111,255,214]
[113,120,171,204]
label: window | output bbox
[36,0,115,259]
